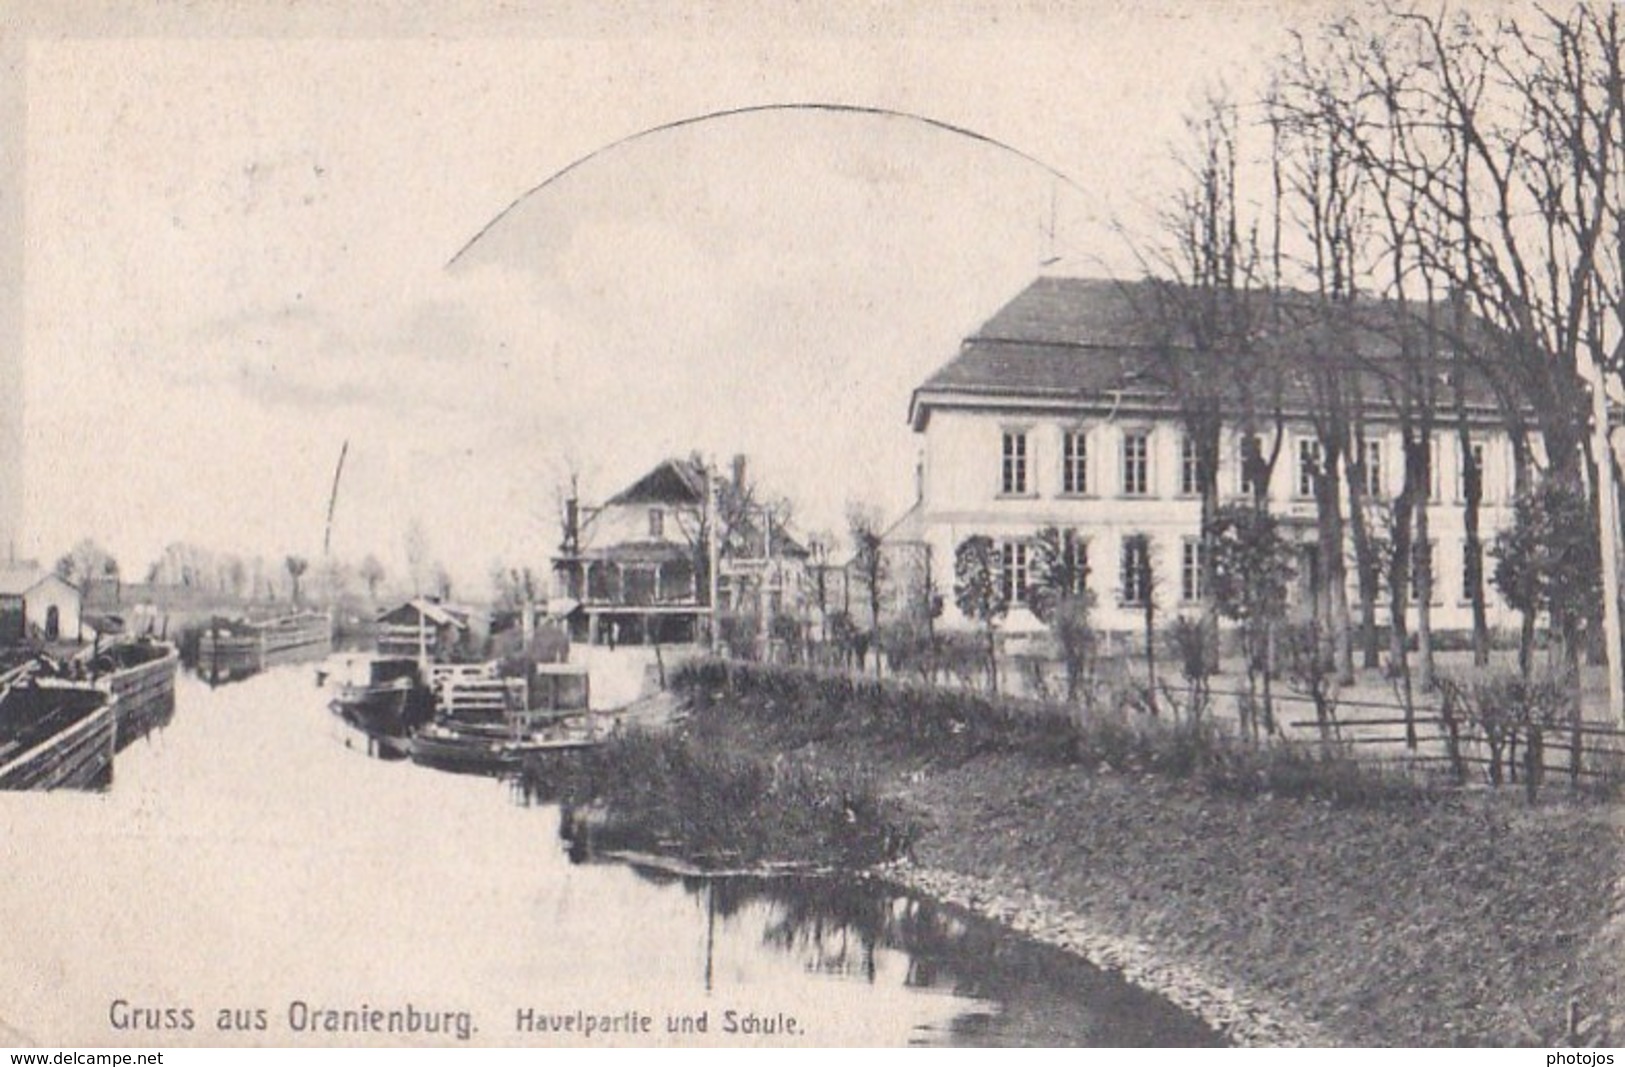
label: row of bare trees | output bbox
[1131,4,1625,725]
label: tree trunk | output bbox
[986,627,999,695]
[1519,612,1535,681]
[1415,496,1434,692]
[1316,437,1354,683]
[1346,417,1382,670]
[1143,590,1158,717]
[1388,472,1416,749]
[1453,369,1491,667]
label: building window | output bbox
[1181,538,1206,602]
[1238,435,1264,497]
[1180,435,1200,496]
[1297,438,1321,499]
[1000,540,1029,605]
[1062,430,1088,494]
[1121,536,1151,606]
[1409,540,1438,604]
[1122,431,1150,497]
[1427,438,1442,502]
[648,508,664,538]
[1362,439,1384,498]
[1461,540,1482,603]
[1458,441,1486,503]
[1001,431,1029,495]
[1059,533,1090,596]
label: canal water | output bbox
[0,664,1221,1048]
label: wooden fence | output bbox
[1239,680,1625,789]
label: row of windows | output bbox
[989,533,1493,611]
[995,534,1207,607]
[1001,428,1500,504]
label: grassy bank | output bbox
[611,659,1625,1047]
[524,728,920,870]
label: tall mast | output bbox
[323,440,349,559]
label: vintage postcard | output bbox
[2,0,1623,1051]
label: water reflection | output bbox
[190,645,330,689]
[610,869,1224,1047]
[114,689,175,753]
[0,665,1222,1047]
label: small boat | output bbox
[0,664,118,791]
[328,656,434,742]
[406,720,597,775]
[405,720,522,775]
[82,638,179,752]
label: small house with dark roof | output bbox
[375,597,479,659]
[909,275,1537,637]
[552,455,813,646]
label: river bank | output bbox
[540,660,1625,1047]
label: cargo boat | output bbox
[198,610,331,678]
[0,666,117,790]
[85,638,179,752]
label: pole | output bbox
[705,459,720,655]
[1586,351,1624,725]
[323,440,349,556]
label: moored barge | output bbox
[0,667,117,790]
[199,610,332,675]
[86,638,180,751]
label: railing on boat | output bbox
[428,662,603,746]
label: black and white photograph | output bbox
[1,0,1623,1051]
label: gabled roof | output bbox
[911,275,1514,430]
[377,598,467,630]
[973,276,1168,348]
[0,566,75,597]
[725,519,811,561]
[605,458,706,507]
[879,499,925,544]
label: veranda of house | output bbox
[551,455,812,649]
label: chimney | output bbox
[563,498,579,555]
[731,453,748,491]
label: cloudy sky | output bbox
[9,2,1316,592]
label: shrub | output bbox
[717,611,763,661]
[1438,667,1572,798]
[671,658,1426,807]
[770,612,805,664]
[878,620,936,683]
[537,727,921,868]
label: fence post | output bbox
[1570,711,1582,787]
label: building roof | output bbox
[377,598,468,630]
[0,565,76,597]
[604,458,707,507]
[910,276,1515,430]
[576,455,811,563]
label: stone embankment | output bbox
[880,863,1324,1046]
